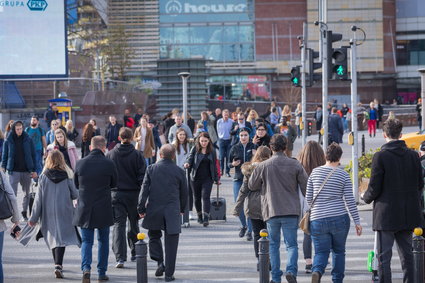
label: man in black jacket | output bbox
[363,119,424,283]
[105,115,122,150]
[328,107,343,145]
[138,144,188,282]
[106,127,146,268]
[73,136,118,282]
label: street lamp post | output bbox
[178,72,190,125]
[419,68,425,131]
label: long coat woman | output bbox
[134,117,156,162]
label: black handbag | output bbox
[0,173,14,220]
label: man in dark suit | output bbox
[328,107,344,145]
[73,136,118,282]
[138,144,188,282]
[363,119,424,283]
[105,115,123,151]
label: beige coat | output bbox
[248,152,308,222]
[134,126,155,159]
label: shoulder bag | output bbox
[0,173,14,220]
[299,167,336,235]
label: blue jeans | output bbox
[267,216,299,282]
[35,149,43,176]
[218,139,231,174]
[233,180,252,232]
[81,227,110,276]
[0,231,3,283]
[310,214,350,283]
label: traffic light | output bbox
[290,66,301,87]
[326,30,343,79]
[307,48,322,87]
[332,47,348,80]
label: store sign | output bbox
[165,0,247,14]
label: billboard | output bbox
[0,0,68,78]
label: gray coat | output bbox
[138,159,188,235]
[29,170,81,249]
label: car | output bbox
[401,130,425,150]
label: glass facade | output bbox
[208,75,271,101]
[159,0,254,61]
[396,40,425,66]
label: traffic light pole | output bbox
[350,30,359,203]
[301,22,308,147]
[321,13,329,149]
[419,68,425,132]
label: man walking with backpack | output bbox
[25,116,47,178]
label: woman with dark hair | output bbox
[252,123,270,148]
[81,123,95,158]
[46,129,79,171]
[233,146,272,270]
[89,119,101,136]
[29,150,80,279]
[306,143,362,282]
[186,113,196,135]
[229,128,255,240]
[184,132,218,227]
[4,120,14,137]
[297,141,326,273]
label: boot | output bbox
[197,212,203,224]
[21,211,28,221]
[203,213,209,227]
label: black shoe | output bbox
[130,256,136,262]
[285,272,297,283]
[226,173,231,178]
[82,271,90,283]
[246,232,253,241]
[197,212,203,224]
[97,274,109,282]
[155,262,165,277]
[203,213,209,227]
[21,211,28,221]
[311,271,322,283]
[305,264,312,274]
[239,226,247,238]
[165,275,175,282]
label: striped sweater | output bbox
[306,166,360,225]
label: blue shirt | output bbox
[217,118,234,140]
[370,109,377,120]
[25,127,45,151]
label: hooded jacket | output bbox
[1,124,36,173]
[106,143,146,191]
[229,141,255,181]
[363,140,424,230]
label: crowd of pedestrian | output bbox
[0,100,423,283]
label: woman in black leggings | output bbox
[184,132,218,227]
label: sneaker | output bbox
[82,271,90,283]
[189,211,196,220]
[21,211,28,222]
[311,271,322,283]
[130,256,136,262]
[115,260,124,268]
[226,173,231,178]
[305,264,312,273]
[54,266,63,279]
[239,226,247,238]
[246,232,253,241]
[285,272,297,283]
[98,274,109,282]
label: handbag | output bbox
[0,173,14,220]
[299,167,336,235]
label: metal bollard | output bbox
[413,228,424,283]
[361,134,365,156]
[136,233,148,283]
[258,229,270,283]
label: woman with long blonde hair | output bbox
[29,150,80,279]
[65,120,79,142]
[233,146,272,269]
[246,109,259,123]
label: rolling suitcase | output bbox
[209,183,226,221]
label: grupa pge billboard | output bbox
[0,0,68,78]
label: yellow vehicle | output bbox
[401,131,425,150]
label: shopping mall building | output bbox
[104,0,424,116]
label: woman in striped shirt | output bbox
[306,143,362,283]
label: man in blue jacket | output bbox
[1,121,37,221]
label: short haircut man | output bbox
[270,134,287,152]
[160,144,176,160]
[91,135,106,150]
[363,118,424,282]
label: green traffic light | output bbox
[336,65,345,76]
[292,77,299,84]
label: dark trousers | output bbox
[148,230,179,277]
[377,230,414,283]
[192,179,213,214]
[111,191,140,262]
[218,139,231,174]
[52,247,66,266]
[251,218,267,258]
[303,233,312,259]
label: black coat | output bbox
[229,142,255,181]
[230,121,252,145]
[105,123,123,144]
[73,149,118,229]
[363,140,424,231]
[106,143,146,191]
[186,147,218,182]
[138,159,188,234]
[328,114,343,144]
